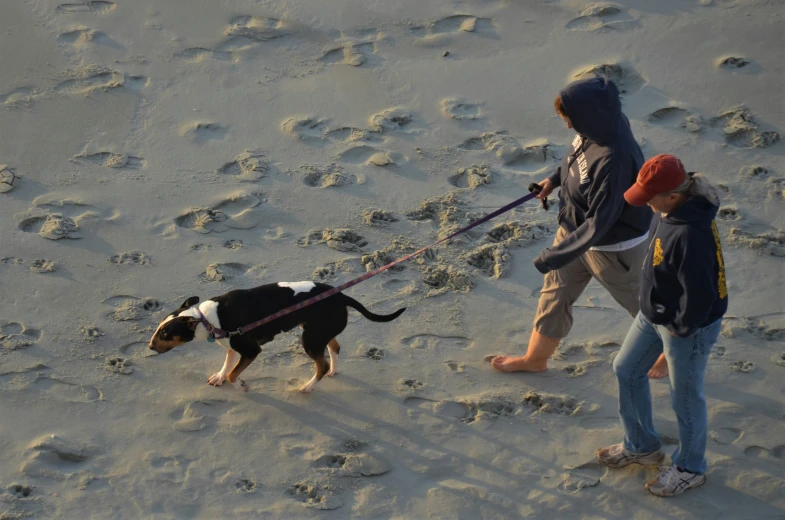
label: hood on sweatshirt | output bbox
[559,77,621,146]
[665,175,721,225]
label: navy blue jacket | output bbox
[641,190,728,337]
[534,77,652,273]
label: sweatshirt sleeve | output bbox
[533,155,625,273]
[668,233,718,337]
[547,166,562,189]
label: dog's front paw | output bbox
[326,369,338,377]
[207,372,227,386]
[298,383,315,393]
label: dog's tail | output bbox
[343,295,406,322]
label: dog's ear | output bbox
[181,296,200,309]
[184,317,202,330]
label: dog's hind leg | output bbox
[299,329,331,393]
[326,338,340,377]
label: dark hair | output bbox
[554,95,568,119]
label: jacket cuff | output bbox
[533,256,551,274]
[548,169,561,189]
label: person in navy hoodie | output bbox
[492,77,652,373]
[596,154,729,497]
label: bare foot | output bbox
[491,355,547,373]
[647,354,669,379]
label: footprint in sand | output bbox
[300,164,356,187]
[201,262,250,282]
[448,164,493,188]
[30,259,57,273]
[218,151,270,181]
[57,27,122,49]
[173,47,231,62]
[181,122,229,143]
[235,479,257,493]
[0,87,42,108]
[80,325,105,342]
[171,399,233,433]
[337,145,396,167]
[105,357,133,375]
[28,376,102,403]
[573,62,645,95]
[459,132,557,167]
[56,1,115,13]
[313,453,392,477]
[217,15,291,54]
[312,258,362,282]
[731,360,756,373]
[286,481,343,510]
[9,484,34,499]
[1,257,24,265]
[710,107,780,149]
[103,295,162,322]
[15,196,112,240]
[281,116,329,141]
[742,445,785,461]
[441,99,483,121]
[74,151,145,169]
[523,391,583,415]
[560,462,607,494]
[402,379,424,389]
[0,321,42,351]
[365,347,384,360]
[361,248,405,272]
[646,106,704,133]
[421,265,475,296]
[369,108,414,133]
[462,244,511,278]
[21,434,97,482]
[566,4,636,32]
[716,56,758,72]
[0,165,18,192]
[718,206,741,221]
[772,352,785,368]
[710,345,727,359]
[298,228,368,252]
[404,396,472,420]
[362,209,398,227]
[459,395,518,423]
[319,42,376,67]
[485,221,551,248]
[410,15,495,45]
[740,165,771,179]
[109,251,151,265]
[54,67,124,94]
[710,427,744,445]
[402,334,473,350]
[144,452,194,486]
[727,228,785,257]
[563,360,603,377]
[174,192,265,234]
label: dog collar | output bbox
[195,308,225,342]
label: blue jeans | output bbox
[612,312,722,474]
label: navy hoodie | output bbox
[640,179,728,337]
[534,77,652,273]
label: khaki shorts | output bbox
[534,226,647,339]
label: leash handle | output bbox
[528,182,549,211]
[215,190,541,338]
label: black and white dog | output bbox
[149,281,405,393]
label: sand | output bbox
[1,0,784,518]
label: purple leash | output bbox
[202,186,545,340]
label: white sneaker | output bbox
[646,464,706,497]
[596,443,665,468]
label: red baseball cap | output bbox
[624,154,687,206]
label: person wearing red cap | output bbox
[596,154,728,497]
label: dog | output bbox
[148,281,405,393]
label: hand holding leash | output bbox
[528,181,551,211]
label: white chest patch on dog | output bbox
[278,281,316,295]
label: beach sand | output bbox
[1,0,783,518]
